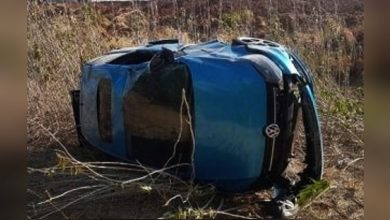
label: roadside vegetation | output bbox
[27,0,364,219]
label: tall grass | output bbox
[27,2,111,146]
[27,1,363,145]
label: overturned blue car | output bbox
[70,37,323,195]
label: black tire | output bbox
[299,85,324,182]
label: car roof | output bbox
[86,38,299,76]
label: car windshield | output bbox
[123,63,194,169]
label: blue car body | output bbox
[71,38,323,191]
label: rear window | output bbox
[97,78,112,143]
[123,63,194,169]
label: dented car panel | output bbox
[80,63,137,161]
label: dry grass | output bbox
[27,0,364,219]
